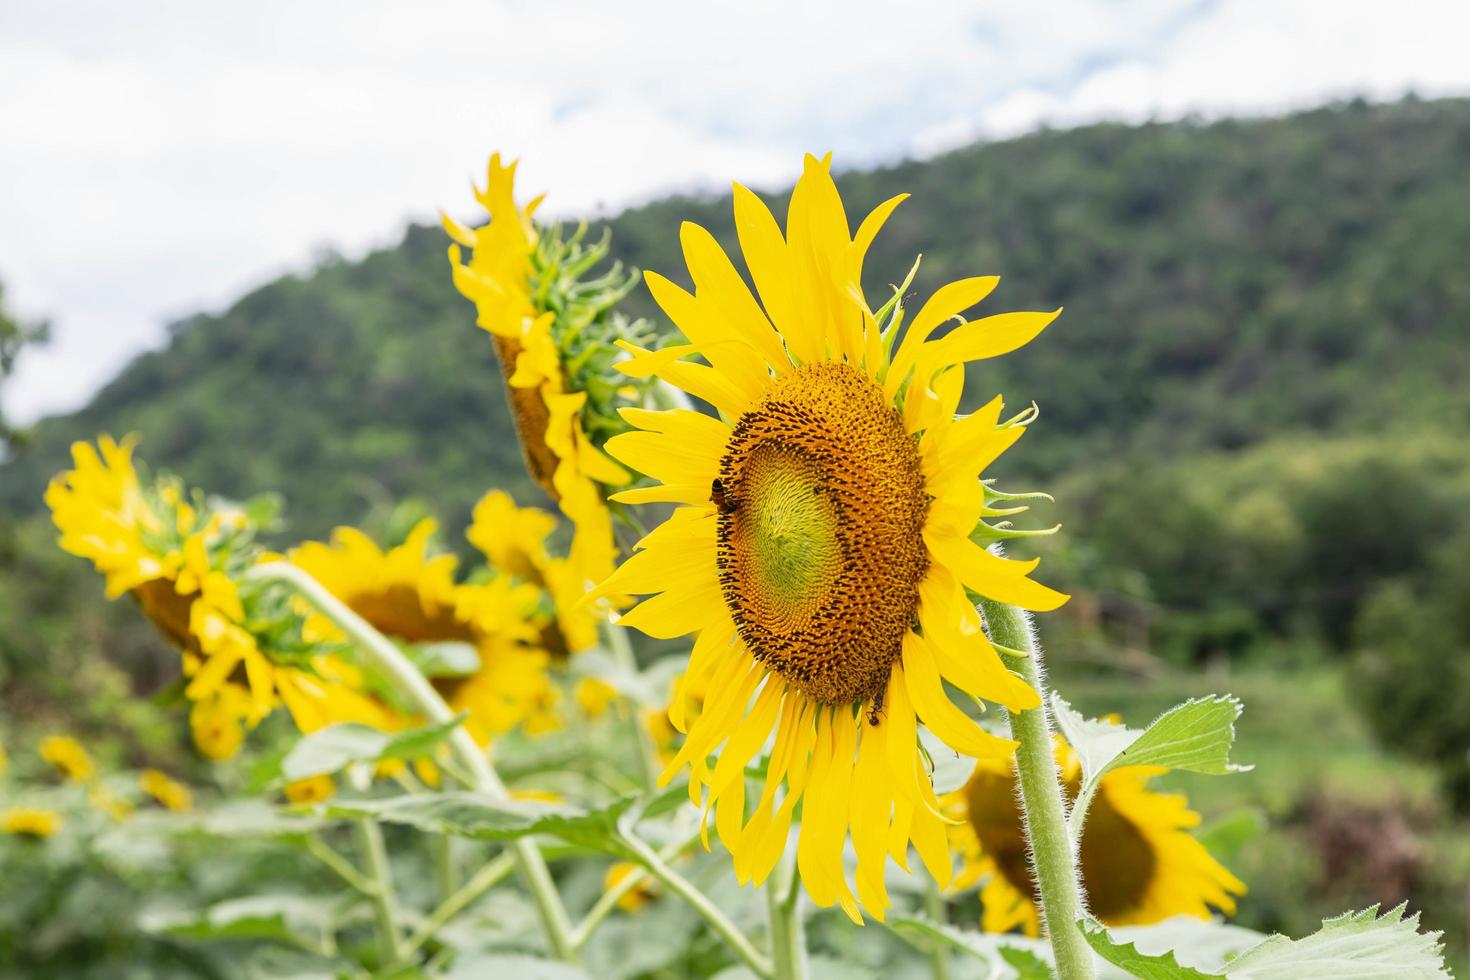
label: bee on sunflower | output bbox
[589,154,1066,922]
[945,732,1245,934]
[445,155,658,595]
[47,436,382,758]
[290,518,561,744]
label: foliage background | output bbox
[2,97,1468,973]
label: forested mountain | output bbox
[4,97,1469,540]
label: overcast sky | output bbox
[3,0,1468,424]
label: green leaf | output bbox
[1081,918,1220,979]
[280,717,462,781]
[443,956,592,980]
[304,786,684,856]
[143,895,334,950]
[999,946,1057,979]
[1083,906,1449,980]
[1052,694,1252,784]
[886,915,1054,975]
[1224,903,1450,979]
[403,640,481,678]
[192,801,328,841]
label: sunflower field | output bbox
[1,129,1463,980]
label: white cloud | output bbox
[2,0,1467,423]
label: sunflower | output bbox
[284,774,336,805]
[467,490,601,658]
[1,808,61,838]
[291,518,558,743]
[945,736,1245,935]
[39,735,95,783]
[139,769,193,812]
[47,438,281,731]
[588,155,1066,922]
[604,861,662,912]
[445,156,646,591]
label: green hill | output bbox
[4,97,1469,539]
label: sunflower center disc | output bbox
[715,362,929,704]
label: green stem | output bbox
[433,834,459,905]
[767,855,808,980]
[924,874,952,980]
[621,829,773,979]
[356,818,405,965]
[305,833,378,896]
[249,562,580,965]
[603,620,660,791]
[570,825,700,949]
[397,850,517,963]
[978,597,1096,980]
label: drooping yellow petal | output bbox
[901,632,1017,759]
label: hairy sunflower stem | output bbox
[248,562,580,965]
[602,619,661,791]
[620,829,773,978]
[979,597,1096,980]
[355,818,405,965]
[767,853,808,980]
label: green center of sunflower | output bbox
[714,362,929,705]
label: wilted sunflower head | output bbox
[445,155,657,591]
[589,154,1067,922]
[945,734,1246,935]
[291,518,557,744]
[47,438,309,737]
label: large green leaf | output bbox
[305,786,685,856]
[1052,694,1250,839]
[143,895,337,951]
[1052,694,1251,783]
[1082,919,1221,979]
[1082,905,1449,979]
[1224,903,1449,979]
[279,717,463,781]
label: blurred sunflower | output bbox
[604,861,661,912]
[284,774,335,805]
[139,769,193,812]
[1,808,61,838]
[589,155,1065,922]
[291,518,559,743]
[39,735,94,783]
[945,737,1245,935]
[445,156,654,592]
[467,489,600,658]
